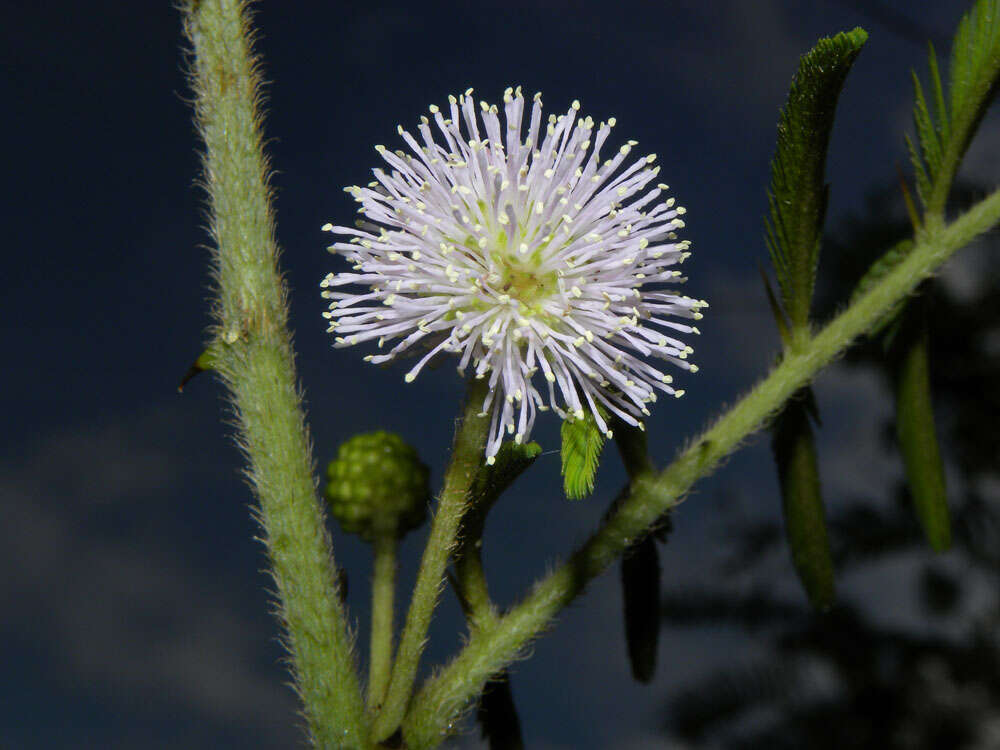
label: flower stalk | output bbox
[372,377,491,740]
[453,508,499,633]
[368,532,398,710]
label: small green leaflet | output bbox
[906,55,944,206]
[561,411,607,500]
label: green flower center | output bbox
[496,254,558,309]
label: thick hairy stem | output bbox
[181,1,366,746]
[402,189,1000,748]
[372,378,491,740]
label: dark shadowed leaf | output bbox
[613,419,654,478]
[470,441,543,512]
[477,670,524,750]
[622,534,660,683]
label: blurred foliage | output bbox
[660,181,1000,748]
[771,392,836,609]
[889,298,952,551]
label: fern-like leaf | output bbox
[765,27,868,331]
[911,0,1000,215]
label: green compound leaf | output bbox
[765,27,868,332]
[892,302,951,552]
[910,0,1000,215]
[561,411,607,500]
[771,391,835,610]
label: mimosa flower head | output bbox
[322,87,706,464]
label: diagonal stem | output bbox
[401,188,1000,748]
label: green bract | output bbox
[324,431,430,541]
[560,410,608,500]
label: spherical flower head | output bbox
[322,87,706,464]
[324,431,430,541]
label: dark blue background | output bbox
[2,2,989,747]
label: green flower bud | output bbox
[324,431,430,541]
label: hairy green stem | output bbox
[181,1,367,746]
[454,506,499,632]
[372,378,491,740]
[402,189,1000,748]
[368,534,397,710]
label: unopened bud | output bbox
[324,431,430,541]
